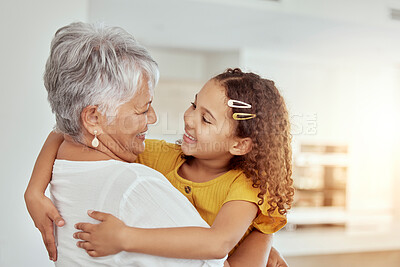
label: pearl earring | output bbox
[92,130,99,147]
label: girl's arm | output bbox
[266,247,289,267]
[24,131,65,261]
[25,131,64,195]
[227,231,288,267]
[227,230,272,267]
[74,200,258,259]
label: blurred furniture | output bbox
[288,143,349,229]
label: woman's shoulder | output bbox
[123,162,167,179]
[53,159,125,174]
[72,161,173,188]
[56,140,112,161]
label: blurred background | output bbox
[1,0,399,266]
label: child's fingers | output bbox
[74,222,95,232]
[87,250,100,257]
[48,207,65,227]
[40,230,57,261]
[73,231,91,241]
[87,210,110,221]
[76,241,94,251]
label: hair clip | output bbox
[228,99,256,120]
[227,99,252,109]
[232,113,256,121]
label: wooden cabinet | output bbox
[288,143,349,228]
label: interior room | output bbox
[1,0,399,266]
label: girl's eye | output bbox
[191,102,196,109]
[202,116,211,124]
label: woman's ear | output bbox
[81,105,103,134]
[229,137,253,156]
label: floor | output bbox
[273,223,400,266]
[285,250,400,267]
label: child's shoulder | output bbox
[226,171,264,204]
[230,170,254,187]
[144,139,182,154]
[137,139,183,174]
[226,170,287,234]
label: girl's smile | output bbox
[183,130,197,144]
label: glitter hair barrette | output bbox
[227,99,256,121]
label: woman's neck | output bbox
[57,137,134,162]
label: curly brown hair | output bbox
[214,68,294,216]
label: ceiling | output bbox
[88,0,400,60]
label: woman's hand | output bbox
[74,210,128,257]
[24,192,64,261]
[267,246,288,267]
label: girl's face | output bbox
[181,79,238,160]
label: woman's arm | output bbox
[24,131,64,261]
[74,200,258,259]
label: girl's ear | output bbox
[229,137,253,156]
[81,105,103,134]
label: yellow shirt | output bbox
[136,139,287,254]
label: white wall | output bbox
[148,47,239,82]
[148,47,208,81]
[393,67,400,222]
[0,1,88,266]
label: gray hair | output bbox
[44,22,159,141]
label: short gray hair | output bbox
[44,22,159,141]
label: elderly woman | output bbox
[24,22,225,267]
[25,22,288,267]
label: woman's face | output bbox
[99,81,156,157]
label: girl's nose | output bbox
[184,107,195,129]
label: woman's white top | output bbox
[50,159,225,267]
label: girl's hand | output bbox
[24,131,65,261]
[24,193,65,261]
[267,246,288,267]
[73,210,127,257]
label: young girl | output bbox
[27,68,294,264]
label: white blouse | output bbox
[50,159,225,267]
